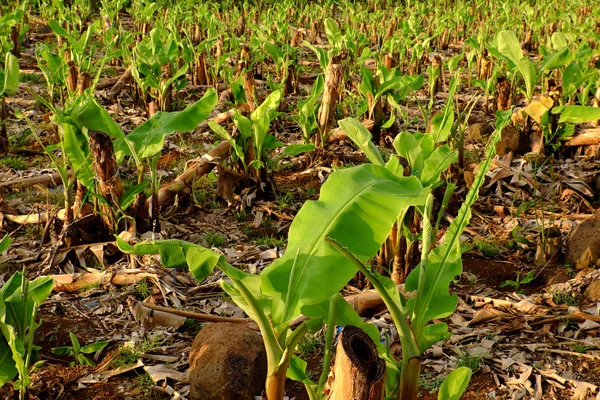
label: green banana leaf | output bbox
[554,105,600,123]
[405,110,512,345]
[116,238,268,322]
[62,123,94,188]
[2,52,19,96]
[338,117,385,166]
[496,30,536,100]
[438,367,473,400]
[261,164,425,326]
[0,273,53,387]
[117,89,217,159]
[0,235,12,253]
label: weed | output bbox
[565,320,579,331]
[474,238,503,258]
[277,192,295,208]
[298,334,321,355]
[111,337,161,368]
[253,235,286,248]
[304,187,317,198]
[22,224,41,239]
[204,231,226,247]
[499,270,534,293]
[0,155,26,170]
[233,210,247,222]
[135,278,151,300]
[420,372,445,391]
[110,346,139,368]
[78,283,102,293]
[20,72,42,83]
[562,264,577,277]
[572,344,593,353]
[456,352,482,370]
[183,319,202,335]
[552,292,579,306]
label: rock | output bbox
[495,125,529,157]
[189,323,267,400]
[566,215,600,270]
[467,122,493,143]
[584,279,600,302]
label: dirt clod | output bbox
[189,323,267,400]
[566,214,600,269]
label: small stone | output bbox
[467,122,494,143]
[495,125,529,156]
[566,214,600,269]
[584,280,600,302]
[189,323,267,400]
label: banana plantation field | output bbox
[2,0,600,399]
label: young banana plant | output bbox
[119,162,426,400]
[327,110,513,399]
[0,52,19,154]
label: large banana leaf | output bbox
[261,164,425,326]
[405,110,512,343]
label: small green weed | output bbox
[277,192,295,208]
[499,270,534,293]
[0,155,26,170]
[298,334,320,355]
[456,352,482,370]
[572,344,593,353]
[78,283,102,293]
[233,210,247,222]
[420,372,445,391]
[474,238,503,258]
[562,264,577,277]
[304,187,317,198]
[552,292,579,306]
[253,235,286,248]
[20,72,42,83]
[111,337,161,368]
[135,278,151,300]
[204,231,226,247]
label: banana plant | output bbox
[358,65,424,138]
[491,30,537,103]
[48,19,100,77]
[119,163,426,400]
[0,271,54,400]
[0,10,23,55]
[71,89,218,232]
[292,76,324,143]
[303,17,344,71]
[132,27,189,113]
[327,109,513,399]
[209,90,282,185]
[0,52,19,154]
[339,96,458,282]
